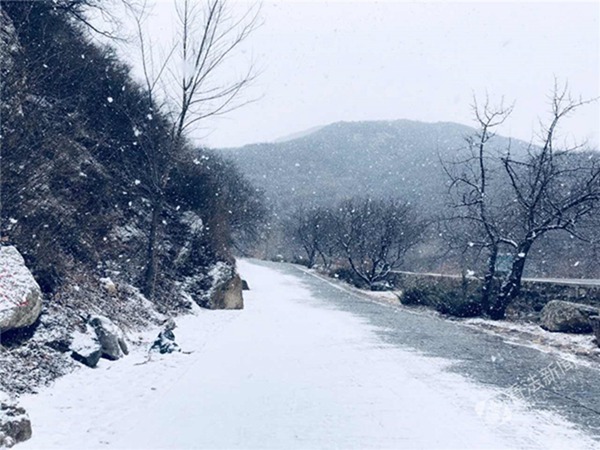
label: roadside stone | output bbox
[70,326,102,368]
[0,398,32,447]
[88,315,128,360]
[540,300,600,333]
[241,279,250,291]
[209,272,244,310]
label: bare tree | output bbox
[491,84,599,318]
[288,206,335,268]
[443,97,514,314]
[131,0,260,298]
[445,84,599,319]
[332,198,422,288]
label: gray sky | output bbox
[110,1,600,149]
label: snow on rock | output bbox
[70,316,129,367]
[180,211,204,235]
[0,246,43,333]
[540,300,600,334]
[98,277,117,296]
[0,397,32,448]
[69,326,102,368]
[88,315,128,360]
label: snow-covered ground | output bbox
[16,260,598,449]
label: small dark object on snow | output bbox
[151,321,180,354]
[0,401,32,447]
[590,316,600,347]
[242,279,250,291]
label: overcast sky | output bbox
[109,1,599,149]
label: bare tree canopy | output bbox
[444,82,599,319]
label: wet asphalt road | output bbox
[257,260,600,443]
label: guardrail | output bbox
[391,270,600,288]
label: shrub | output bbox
[433,291,482,318]
[400,285,483,318]
[400,286,435,307]
[330,267,369,289]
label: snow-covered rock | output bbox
[88,315,128,361]
[205,263,243,310]
[210,273,243,310]
[540,300,600,333]
[70,316,129,367]
[0,396,32,448]
[0,246,43,333]
[70,326,102,368]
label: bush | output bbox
[400,286,435,307]
[329,267,369,289]
[400,285,483,318]
[433,291,482,318]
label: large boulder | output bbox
[0,246,43,334]
[88,315,128,360]
[210,273,244,310]
[0,395,32,448]
[203,263,243,310]
[540,300,600,333]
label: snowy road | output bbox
[19,260,600,449]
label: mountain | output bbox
[216,119,521,217]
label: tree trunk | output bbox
[143,199,162,300]
[489,240,532,320]
[481,245,498,316]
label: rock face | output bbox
[210,273,244,310]
[540,300,600,333]
[0,246,43,334]
[0,397,32,448]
